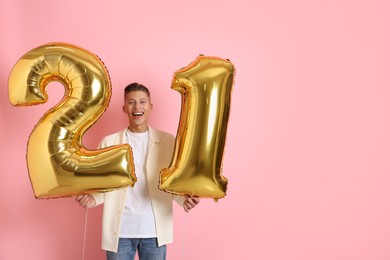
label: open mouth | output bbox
[132,112,144,118]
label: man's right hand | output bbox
[75,194,96,209]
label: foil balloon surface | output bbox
[8,43,136,199]
[159,56,235,200]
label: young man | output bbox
[76,82,199,260]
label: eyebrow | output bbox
[128,97,148,101]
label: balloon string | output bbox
[82,209,88,260]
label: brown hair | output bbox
[124,82,150,97]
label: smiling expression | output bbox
[123,90,153,133]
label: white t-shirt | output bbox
[119,129,157,238]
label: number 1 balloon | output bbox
[8,43,136,199]
[159,55,235,200]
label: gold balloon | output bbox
[159,56,235,200]
[8,43,136,199]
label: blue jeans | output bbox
[106,238,166,260]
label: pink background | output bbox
[1,0,390,259]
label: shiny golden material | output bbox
[159,56,235,199]
[8,43,136,199]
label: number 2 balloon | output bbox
[8,43,136,199]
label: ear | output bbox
[122,105,126,113]
[150,103,154,111]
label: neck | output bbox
[128,125,148,133]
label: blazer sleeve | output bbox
[173,195,185,206]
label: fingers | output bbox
[191,197,200,205]
[74,195,85,202]
[183,196,200,213]
[75,194,95,209]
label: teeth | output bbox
[133,112,143,116]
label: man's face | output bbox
[123,90,153,132]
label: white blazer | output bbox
[92,127,184,252]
